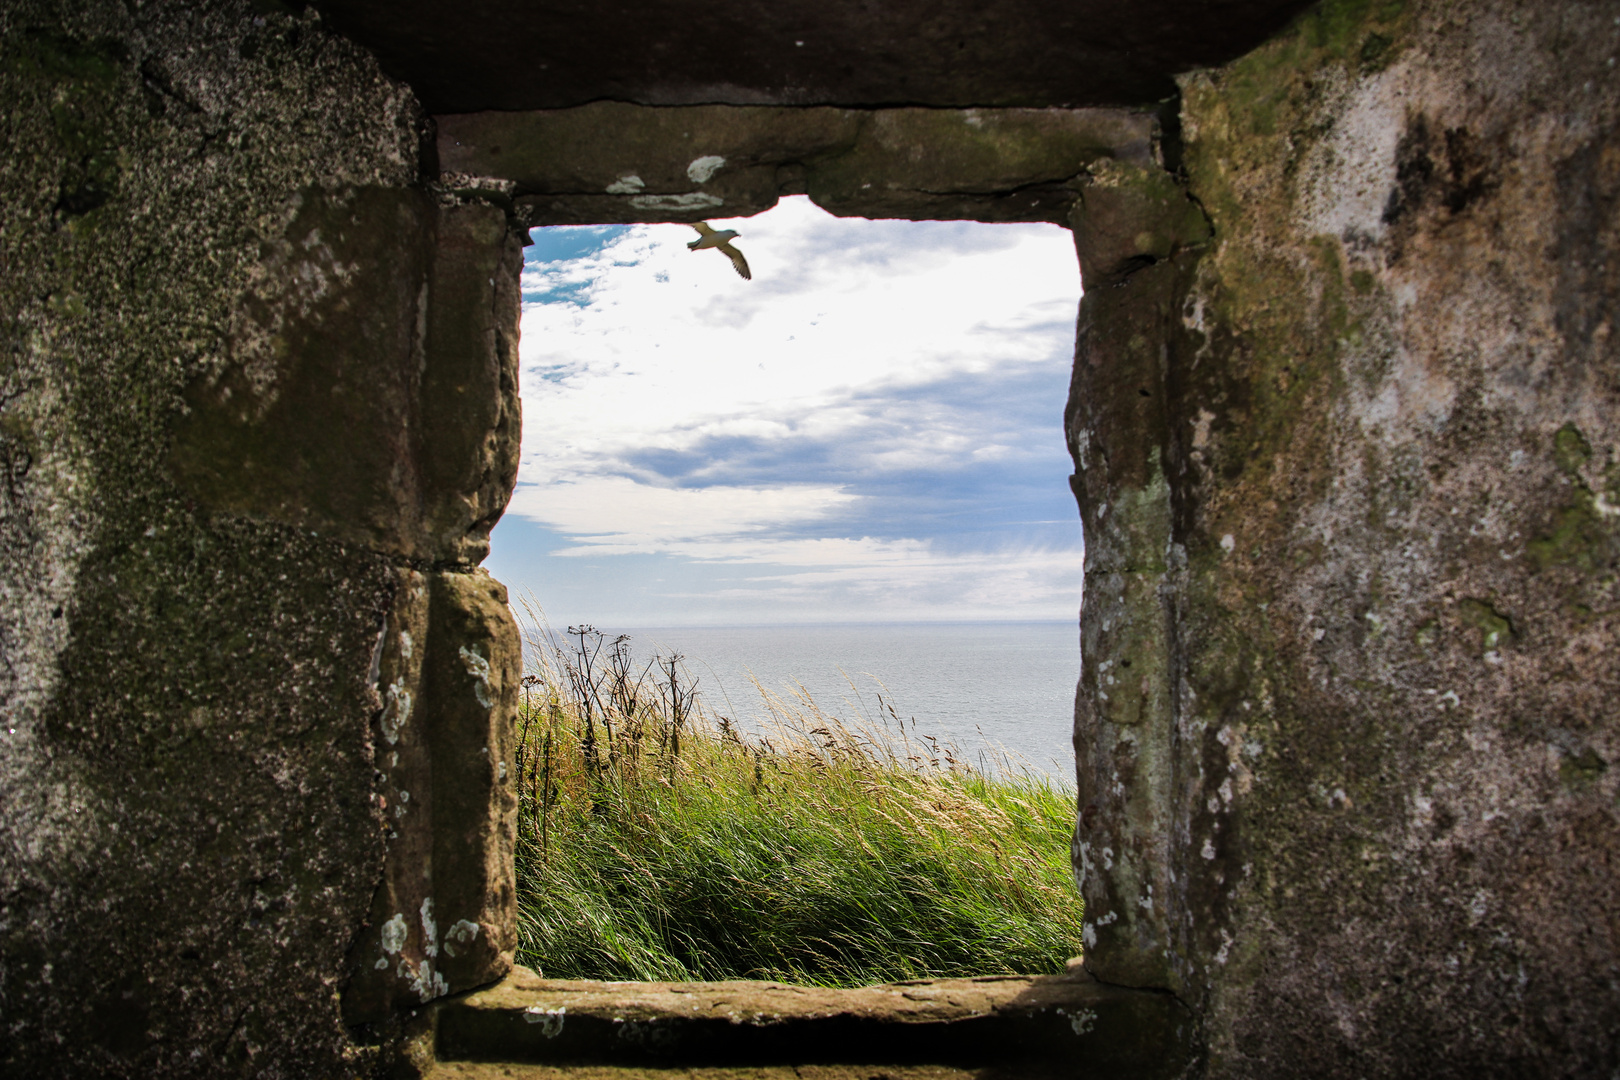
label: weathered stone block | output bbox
[1067,0,1620,1073]
[433,966,1194,1078]
[418,203,524,566]
[169,186,439,553]
[808,107,1157,222]
[344,568,520,1025]
[440,103,1156,226]
[170,190,521,567]
[440,103,859,224]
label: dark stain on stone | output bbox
[54,152,119,217]
[1382,116,1501,261]
[139,58,202,117]
[1113,252,1162,284]
[1554,132,1620,363]
[1,443,32,500]
[1382,115,1437,228]
[1440,126,1497,215]
[1432,805,1457,838]
[96,974,153,1059]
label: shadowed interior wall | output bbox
[313,0,1314,112]
[1069,0,1620,1073]
[0,3,521,1075]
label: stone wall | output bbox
[0,2,521,1075]
[4,0,1616,1074]
[1070,0,1620,1073]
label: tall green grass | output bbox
[511,623,1082,986]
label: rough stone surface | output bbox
[169,193,521,566]
[415,199,524,565]
[1065,157,1213,991]
[807,108,1155,223]
[1069,0,1620,1074]
[314,0,1312,113]
[0,3,522,1076]
[344,569,521,1025]
[428,1067,985,1080]
[439,104,857,225]
[440,103,1157,226]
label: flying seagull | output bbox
[688,222,751,280]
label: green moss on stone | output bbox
[1554,421,1595,475]
[1528,424,1620,574]
[1170,0,1423,513]
[1559,746,1608,789]
[1456,598,1513,653]
[1413,618,1439,648]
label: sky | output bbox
[485,196,1084,627]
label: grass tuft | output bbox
[512,620,1082,987]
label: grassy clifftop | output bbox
[511,626,1082,986]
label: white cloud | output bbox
[515,197,1077,480]
[505,476,856,554]
[494,196,1084,623]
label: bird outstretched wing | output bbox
[717,242,751,280]
[687,222,717,250]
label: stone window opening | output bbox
[489,197,1077,961]
[375,102,1205,1075]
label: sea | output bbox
[524,621,1079,786]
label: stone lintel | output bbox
[436,103,1159,225]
